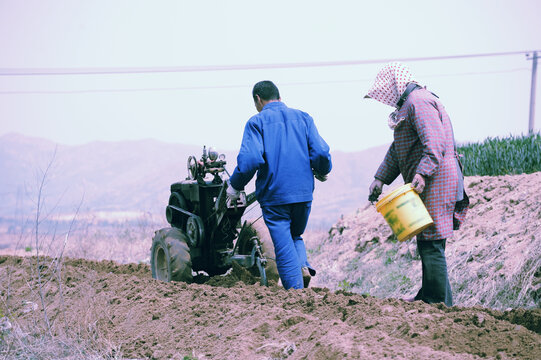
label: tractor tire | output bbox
[151,227,193,283]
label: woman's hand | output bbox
[412,174,426,194]
[369,179,384,202]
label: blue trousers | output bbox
[261,202,314,289]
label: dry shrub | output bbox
[2,215,160,265]
[63,222,155,264]
[0,149,136,359]
[0,256,123,359]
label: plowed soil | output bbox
[1,256,540,359]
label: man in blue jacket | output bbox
[227,80,332,289]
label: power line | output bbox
[0,84,249,95]
[0,50,538,76]
[0,67,531,95]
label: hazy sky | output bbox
[1,0,540,152]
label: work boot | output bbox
[302,267,311,288]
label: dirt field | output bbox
[1,255,540,359]
[2,173,541,359]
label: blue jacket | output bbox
[229,101,332,206]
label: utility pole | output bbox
[527,51,538,134]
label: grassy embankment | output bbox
[310,133,541,309]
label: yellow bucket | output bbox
[375,183,434,242]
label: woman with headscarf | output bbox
[366,62,468,306]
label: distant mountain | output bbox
[310,146,393,229]
[0,133,391,230]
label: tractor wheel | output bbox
[151,227,193,283]
[238,221,280,284]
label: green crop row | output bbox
[456,133,541,176]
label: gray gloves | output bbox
[226,180,240,202]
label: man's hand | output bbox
[412,174,425,194]
[226,181,240,202]
[368,179,384,202]
[314,172,328,182]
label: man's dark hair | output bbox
[252,80,280,101]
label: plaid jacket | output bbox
[375,88,466,240]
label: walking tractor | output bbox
[150,146,274,285]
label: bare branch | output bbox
[33,146,58,336]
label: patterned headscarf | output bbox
[365,62,418,129]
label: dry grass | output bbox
[309,173,541,310]
[0,152,133,359]
[0,220,156,358]
[0,215,158,265]
[448,236,541,309]
[0,257,124,359]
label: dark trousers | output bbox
[261,202,312,290]
[414,239,453,306]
